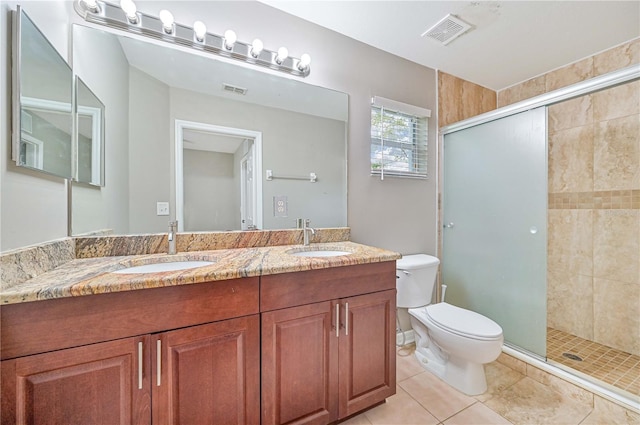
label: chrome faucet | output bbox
[168,221,178,255]
[302,219,316,246]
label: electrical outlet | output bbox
[273,196,288,217]
[156,202,170,216]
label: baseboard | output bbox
[396,329,415,346]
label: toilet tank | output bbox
[396,254,440,308]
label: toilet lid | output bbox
[425,303,503,339]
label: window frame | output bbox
[370,97,430,180]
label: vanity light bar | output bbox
[73,0,311,77]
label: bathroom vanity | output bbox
[0,240,398,424]
[261,263,396,424]
[1,277,261,424]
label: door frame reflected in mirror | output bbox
[175,120,263,232]
[75,76,106,186]
[19,96,71,171]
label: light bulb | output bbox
[193,21,207,42]
[250,38,263,58]
[224,29,237,50]
[276,47,288,64]
[82,0,99,12]
[120,0,137,23]
[298,53,311,71]
[159,9,174,34]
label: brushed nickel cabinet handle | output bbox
[138,341,143,390]
[156,339,162,387]
[345,302,349,336]
[335,303,340,337]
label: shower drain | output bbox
[562,352,583,361]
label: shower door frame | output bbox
[437,63,640,409]
[440,64,639,137]
[438,63,640,300]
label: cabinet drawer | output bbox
[1,277,259,360]
[261,262,396,312]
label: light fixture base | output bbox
[73,0,311,77]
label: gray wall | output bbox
[1,1,438,256]
[183,149,237,231]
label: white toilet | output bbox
[396,254,504,395]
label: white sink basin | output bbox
[289,250,352,258]
[113,261,215,274]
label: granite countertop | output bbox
[1,242,401,305]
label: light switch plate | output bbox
[156,202,170,216]
[273,196,288,217]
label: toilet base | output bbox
[414,344,446,378]
[414,344,488,396]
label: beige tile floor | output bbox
[342,345,640,425]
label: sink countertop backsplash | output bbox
[1,238,76,289]
[1,228,401,306]
[74,228,351,258]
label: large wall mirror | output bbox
[12,6,73,179]
[71,24,348,236]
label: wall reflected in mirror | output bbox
[76,76,105,186]
[71,24,348,236]
[13,6,73,178]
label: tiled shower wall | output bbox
[499,39,640,357]
[438,71,496,128]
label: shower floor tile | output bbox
[547,328,640,397]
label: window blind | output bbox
[370,96,430,180]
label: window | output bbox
[370,96,430,179]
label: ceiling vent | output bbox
[222,83,248,95]
[421,14,472,46]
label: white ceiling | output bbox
[260,1,640,91]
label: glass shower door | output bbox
[442,107,547,357]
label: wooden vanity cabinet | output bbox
[1,335,152,425]
[261,262,397,425]
[153,315,260,424]
[262,301,339,425]
[338,289,397,418]
[1,277,260,425]
[1,261,396,425]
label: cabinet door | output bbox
[1,335,151,425]
[339,289,396,418]
[153,315,260,425]
[262,301,339,425]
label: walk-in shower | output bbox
[440,64,640,409]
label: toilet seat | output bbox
[425,303,502,341]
